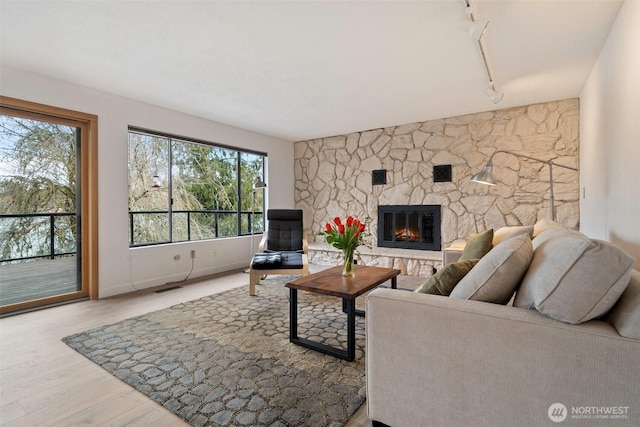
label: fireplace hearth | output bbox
[377,205,441,251]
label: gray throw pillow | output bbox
[451,234,533,304]
[514,228,635,324]
[532,218,563,238]
[492,225,534,246]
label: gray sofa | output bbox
[366,223,640,426]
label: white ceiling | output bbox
[0,0,623,141]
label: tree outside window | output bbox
[0,114,79,262]
[127,128,266,246]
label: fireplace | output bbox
[377,205,441,251]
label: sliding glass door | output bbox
[0,98,98,314]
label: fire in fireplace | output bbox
[377,205,441,251]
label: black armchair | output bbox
[249,209,309,295]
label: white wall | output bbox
[580,0,640,267]
[0,66,295,297]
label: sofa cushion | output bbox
[606,269,640,339]
[514,228,635,324]
[416,259,479,296]
[492,225,534,246]
[460,229,493,261]
[450,233,533,304]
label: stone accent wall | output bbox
[294,99,580,275]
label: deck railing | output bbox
[128,209,264,247]
[0,212,76,263]
[0,209,265,263]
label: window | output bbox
[128,128,266,247]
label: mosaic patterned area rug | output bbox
[63,276,366,426]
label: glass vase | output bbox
[342,248,355,277]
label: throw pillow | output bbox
[459,229,494,261]
[532,218,562,238]
[450,234,533,304]
[416,259,480,296]
[492,225,534,246]
[514,228,635,324]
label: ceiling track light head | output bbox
[485,84,504,104]
[468,20,489,41]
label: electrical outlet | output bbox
[174,255,180,261]
[190,250,196,259]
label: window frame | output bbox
[127,126,266,247]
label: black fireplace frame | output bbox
[377,205,441,251]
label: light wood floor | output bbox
[0,265,376,426]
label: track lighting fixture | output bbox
[468,20,489,41]
[464,0,503,104]
[486,82,504,104]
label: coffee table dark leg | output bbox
[342,276,398,316]
[344,298,356,361]
[343,297,366,318]
[289,290,355,362]
[289,288,298,342]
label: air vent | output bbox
[433,165,452,182]
[372,169,387,186]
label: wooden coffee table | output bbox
[285,264,400,361]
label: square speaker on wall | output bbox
[433,165,452,182]
[372,169,387,186]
